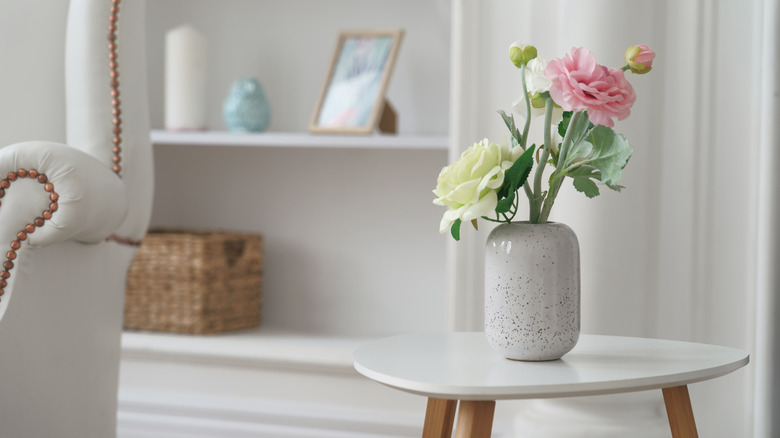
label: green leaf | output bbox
[561,126,632,187]
[562,139,593,170]
[506,144,536,190]
[566,165,601,199]
[450,218,462,241]
[572,176,600,198]
[497,144,535,201]
[498,110,522,146]
[495,190,515,214]
[582,126,633,186]
[558,111,573,137]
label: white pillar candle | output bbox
[165,25,207,130]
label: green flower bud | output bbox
[509,42,538,68]
[530,92,546,109]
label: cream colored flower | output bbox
[525,57,552,94]
[433,139,520,233]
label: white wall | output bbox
[145,0,451,134]
[0,0,68,146]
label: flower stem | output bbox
[530,98,554,223]
[538,111,582,223]
[519,64,538,220]
[520,64,532,150]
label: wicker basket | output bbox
[124,229,262,334]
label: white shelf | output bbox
[150,130,449,150]
[121,327,375,375]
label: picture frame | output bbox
[309,30,404,134]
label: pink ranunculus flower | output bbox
[544,47,636,128]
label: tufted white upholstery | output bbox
[0,0,152,436]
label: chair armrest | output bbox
[0,141,126,249]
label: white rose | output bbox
[513,57,564,122]
[525,57,552,94]
[433,139,520,233]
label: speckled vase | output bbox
[222,78,271,132]
[484,222,580,361]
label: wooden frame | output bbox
[309,29,403,134]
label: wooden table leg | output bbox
[663,385,699,438]
[454,400,495,438]
[423,398,457,438]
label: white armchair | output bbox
[0,0,152,436]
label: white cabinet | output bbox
[138,0,452,338]
[119,2,453,437]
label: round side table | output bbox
[353,333,749,438]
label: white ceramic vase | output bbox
[484,222,580,361]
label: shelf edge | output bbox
[150,130,449,150]
[121,330,373,376]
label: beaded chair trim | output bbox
[108,0,122,175]
[106,0,143,247]
[0,169,59,302]
[106,234,142,246]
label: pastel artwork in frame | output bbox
[310,30,403,134]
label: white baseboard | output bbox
[117,389,424,438]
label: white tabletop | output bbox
[353,333,749,401]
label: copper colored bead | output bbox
[112,98,120,107]
[0,180,9,189]
[28,169,38,178]
[112,108,121,116]
[110,71,118,80]
[113,164,121,173]
[113,136,121,145]
[7,251,16,261]
[25,224,35,233]
[112,146,121,154]
[109,61,117,69]
[42,211,52,220]
[109,51,117,60]
[34,218,44,227]
[37,174,47,184]
[1,271,10,280]
[108,42,116,51]
[112,156,121,163]
[0,189,5,198]
[7,172,17,181]
[108,33,117,42]
[0,280,6,288]
[16,232,26,241]
[9,241,20,251]
[113,127,122,135]
[108,24,116,32]
[4,261,13,271]
[17,169,27,178]
[50,202,58,212]
[112,117,121,126]
[109,14,117,22]
[111,89,120,98]
[111,80,119,88]
[49,192,59,202]
[44,182,54,192]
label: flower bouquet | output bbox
[433,43,655,240]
